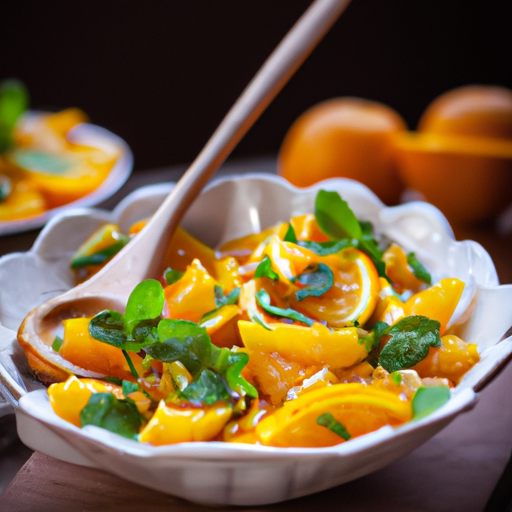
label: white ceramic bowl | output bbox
[1,174,512,506]
[0,114,133,236]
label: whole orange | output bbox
[277,97,408,205]
[417,84,512,139]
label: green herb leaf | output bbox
[295,263,333,301]
[80,392,143,440]
[255,255,279,281]
[283,223,298,244]
[104,376,123,386]
[298,239,352,256]
[316,412,351,440]
[124,279,165,335]
[145,319,211,376]
[407,252,432,285]
[359,321,389,352]
[179,368,231,406]
[0,79,29,153]
[52,336,63,352]
[214,285,240,308]
[70,239,130,269]
[89,310,130,349]
[314,190,389,282]
[315,190,362,240]
[164,268,184,285]
[131,318,160,346]
[255,289,314,326]
[210,347,258,399]
[146,318,257,403]
[391,372,402,386]
[412,386,451,420]
[379,315,441,373]
[122,380,140,397]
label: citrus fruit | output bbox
[239,320,367,369]
[393,85,512,225]
[290,248,381,327]
[278,97,408,205]
[417,85,512,139]
[255,383,412,447]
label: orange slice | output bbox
[255,383,412,447]
[290,248,381,327]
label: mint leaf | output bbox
[407,252,432,285]
[164,268,184,285]
[179,368,231,406]
[255,255,279,281]
[214,285,240,308]
[80,393,143,440]
[412,386,450,420]
[122,380,140,396]
[199,286,240,324]
[146,319,211,376]
[359,321,389,352]
[295,263,333,301]
[255,288,314,326]
[210,347,258,399]
[146,318,257,403]
[70,238,130,269]
[379,315,441,373]
[314,190,388,282]
[298,239,351,256]
[315,190,362,240]
[316,412,351,440]
[124,280,165,335]
[0,79,28,153]
[283,223,298,244]
[89,310,130,349]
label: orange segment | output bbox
[404,278,465,334]
[48,375,121,427]
[138,400,232,445]
[412,334,480,384]
[255,383,412,447]
[163,259,218,322]
[238,320,367,369]
[59,317,145,380]
[163,226,217,276]
[383,243,425,293]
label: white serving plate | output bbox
[0,114,133,236]
[1,174,512,506]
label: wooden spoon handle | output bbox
[87,0,352,291]
[146,0,352,274]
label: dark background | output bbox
[2,0,512,172]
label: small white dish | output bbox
[0,116,133,236]
[1,174,512,506]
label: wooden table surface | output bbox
[1,159,512,511]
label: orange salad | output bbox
[0,79,121,222]
[41,190,479,447]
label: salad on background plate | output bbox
[0,79,132,235]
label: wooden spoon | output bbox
[17,0,352,380]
